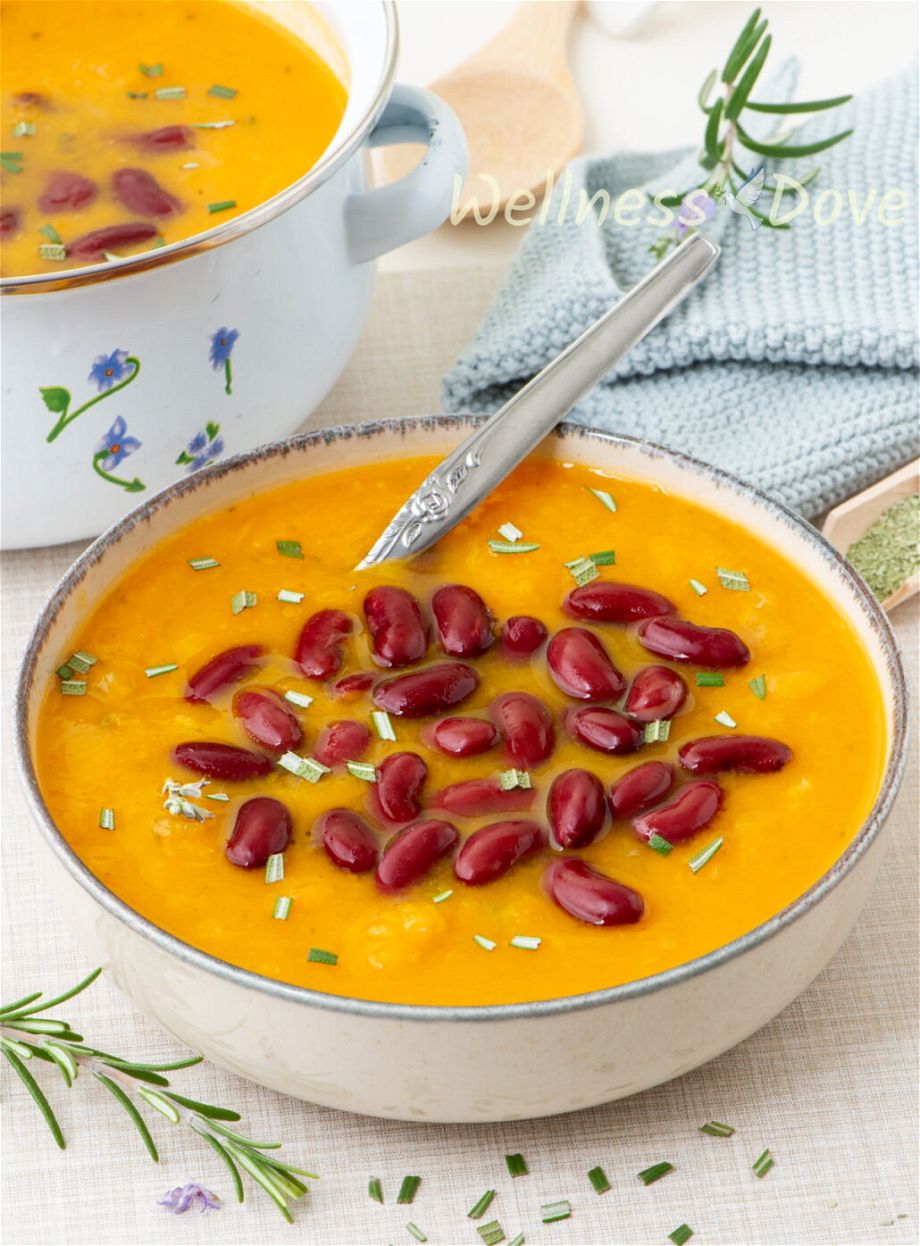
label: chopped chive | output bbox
[60,679,87,696]
[505,1153,528,1176]
[190,119,236,129]
[714,710,737,728]
[39,223,62,245]
[586,486,617,512]
[138,61,164,77]
[499,768,532,790]
[541,1200,571,1223]
[689,836,724,873]
[496,522,523,543]
[39,243,66,261]
[284,690,313,709]
[406,1225,427,1243]
[638,1161,673,1186]
[473,934,497,952]
[371,710,397,741]
[432,889,453,904]
[368,1177,384,1203]
[589,549,616,566]
[265,853,285,884]
[180,161,199,169]
[565,556,599,586]
[397,1175,421,1204]
[489,540,540,554]
[208,83,238,99]
[0,151,23,173]
[643,719,671,744]
[272,896,292,920]
[67,650,97,674]
[696,672,725,687]
[276,539,304,559]
[205,792,229,802]
[154,86,186,100]
[647,833,673,857]
[13,120,35,137]
[307,947,337,966]
[669,1226,694,1245]
[278,752,330,783]
[699,1120,735,1137]
[230,589,257,615]
[468,1189,496,1218]
[587,1166,611,1194]
[346,760,377,783]
[749,673,767,699]
[56,664,74,680]
[716,566,750,592]
[207,199,237,214]
[127,91,149,99]
[144,663,178,678]
[478,1221,505,1245]
[187,556,220,570]
[509,936,541,951]
[752,1148,775,1178]
[98,808,115,831]
[277,589,304,604]
[689,578,708,596]
[507,1235,525,1246]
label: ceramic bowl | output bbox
[14,418,909,1122]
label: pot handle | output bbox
[345,83,468,264]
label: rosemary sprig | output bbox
[0,969,315,1221]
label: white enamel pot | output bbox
[0,2,466,550]
[15,418,909,1123]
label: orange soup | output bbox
[0,0,346,276]
[36,457,886,1006]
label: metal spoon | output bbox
[357,233,720,571]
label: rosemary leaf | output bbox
[94,1072,159,1160]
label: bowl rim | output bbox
[14,415,910,1022]
[0,1,399,295]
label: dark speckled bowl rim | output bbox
[14,416,910,1023]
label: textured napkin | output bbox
[442,66,919,516]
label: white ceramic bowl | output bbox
[0,3,466,550]
[15,419,909,1122]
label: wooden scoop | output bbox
[385,1,583,215]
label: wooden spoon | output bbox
[822,460,919,611]
[385,1,583,215]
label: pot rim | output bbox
[0,1,399,295]
[14,416,910,1023]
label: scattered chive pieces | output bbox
[588,549,616,566]
[284,690,313,709]
[587,1166,611,1194]
[127,91,149,99]
[749,673,767,699]
[714,710,737,728]
[277,589,304,604]
[477,1221,505,1245]
[497,522,523,543]
[276,539,304,559]
[689,578,708,596]
[230,589,257,615]
[265,853,285,884]
[489,539,540,555]
[190,119,236,129]
[13,120,36,137]
[505,1153,528,1177]
[208,83,238,99]
[180,161,199,169]
[468,1190,496,1219]
[67,650,97,674]
[371,710,397,741]
[507,1235,525,1246]
[473,934,497,952]
[643,719,671,744]
[638,1162,674,1186]
[716,566,750,592]
[346,760,377,783]
[278,752,330,783]
[499,768,532,791]
[98,808,115,831]
[307,947,337,966]
[205,792,229,802]
[0,152,23,173]
[696,672,725,687]
[586,486,617,512]
[154,86,186,100]
[60,679,87,696]
[272,896,292,921]
[396,1175,421,1204]
[540,1201,571,1224]
[406,1224,426,1243]
[699,1120,735,1137]
[752,1148,775,1178]
[669,1225,694,1245]
[368,1177,384,1203]
[39,243,66,261]
[509,936,541,951]
[207,199,237,214]
[144,663,178,678]
[56,665,74,680]
[565,556,599,586]
[39,223,62,245]
[689,836,724,873]
[188,556,220,570]
[432,889,453,904]
[138,62,164,77]
[647,833,673,857]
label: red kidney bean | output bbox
[566,706,642,755]
[226,797,292,869]
[624,664,689,722]
[295,609,353,680]
[374,752,428,823]
[173,741,272,780]
[609,761,673,819]
[490,691,554,767]
[131,125,194,152]
[68,222,158,261]
[455,820,545,885]
[429,717,499,757]
[314,719,372,767]
[232,688,302,753]
[501,614,548,658]
[376,819,459,892]
[633,780,723,844]
[185,644,264,704]
[1,208,20,237]
[436,777,535,817]
[373,662,478,717]
[544,859,644,926]
[432,584,493,658]
[331,670,375,698]
[546,628,626,701]
[38,170,97,212]
[678,735,792,775]
[111,167,182,217]
[638,616,750,667]
[548,769,608,848]
[317,808,378,873]
[564,580,674,623]
[364,585,428,668]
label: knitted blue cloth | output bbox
[441,65,919,516]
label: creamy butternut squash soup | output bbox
[36,457,886,1006]
[0,0,346,277]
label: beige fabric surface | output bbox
[1,268,917,1246]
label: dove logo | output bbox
[721,166,767,231]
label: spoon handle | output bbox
[356,233,719,570]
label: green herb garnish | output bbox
[39,243,66,261]
[98,808,115,831]
[587,1165,611,1193]
[499,768,532,790]
[406,1224,427,1243]
[154,86,185,100]
[0,152,23,173]
[509,936,541,951]
[489,540,540,554]
[496,522,523,542]
[643,719,671,743]
[144,663,177,678]
[541,1200,571,1223]
[371,710,396,741]
[669,1225,694,1245]
[126,91,149,99]
[752,1148,775,1178]
[272,897,292,921]
[688,578,708,596]
[284,690,313,709]
[39,223,62,245]
[278,752,330,783]
[208,83,238,99]
[265,853,285,884]
[714,710,737,728]
[277,589,304,604]
[67,651,97,674]
[59,680,87,696]
[473,935,497,952]
[749,673,767,699]
[505,1152,528,1176]
[138,62,164,77]
[508,1235,525,1246]
[56,665,74,680]
[207,199,237,214]
[699,1120,735,1137]
[638,1161,674,1185]
[432,889,453,904]
[307,947,337,966]
[585,486,617,512]
[847,495,919,601]
[230,590,257,615]
[477,1222,505,1245]
[689,836,724,873]
[276,539,304,559]
[13,120,36,137]
[190,119,236,129]
[696,672,725,687]
[205,792,229,802]
[647,833,673,857]
[345,761,377,783]
[397,1175,421,1204]
[589,549,616,565]
[187,556,220,571]
[368,1177,384,1203]
[716,566,750,592]
[468,1189,496,1218]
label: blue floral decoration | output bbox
[95,416,141,471]
[176,421,224,473]
[88,349,133,392]
[209,327,239,395]
[159,1184,220,1215]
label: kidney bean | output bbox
[678,735,792,775]
[225,797,292,869]
[624,664,689,722]
[364,585,428,668]
[608,760,673,819]
[38,170,97,212]
[429,717,499,757]
[373,663,478,717]
[294,609,353,680]
[233,688,302,753]
[68,222,158,261]
[432,584,493,658]
[185,644,264,704]
[546,628,626,701]
[436,777,535,817]
[173,741,272,780]
[566,706,642,755]
[111,167,182,217]
[314,719,371,768]
[455,820,545,885]
[564,580,674,623]
[317,808,378,873]
[374,752,428,823]
[633,780,723,845]
[131,125,194,152]
[0,208,20,237]
[331,670,375,698]
[501,615,548,658]
[376,819,459,892]
[638,616,750,667]
[548,769,607,848]
[544,859,645,926]
[490,691,554,767]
